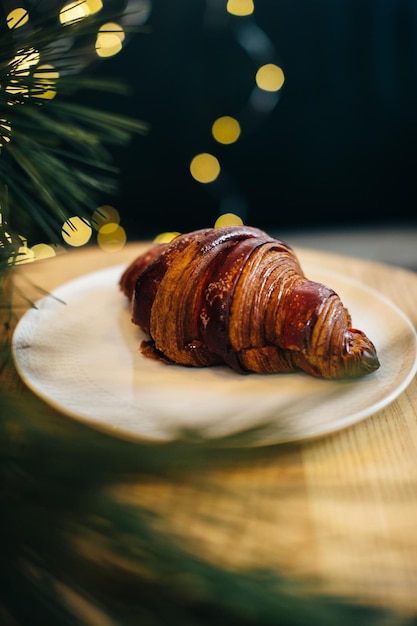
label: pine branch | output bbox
[0,1,148,276]
[0,391,404,626]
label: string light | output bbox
[255,63,285,92]
[4,47,38,100]
[214,213,244,227]
[0,212,12,246]
[153,231,181,243]
[8,236,35,265]
[97,222,126,252]
[59,1,90,24]
[85,0,103,14]
[95,22,125,58]
[189,0,285,227]
[1,3,147,259]
[3,2,283,254]
[6,7,29,29]
[61,217,92,247]
[32,65,60,100]
[212,116,241,145]
[13,48,40,73]
[31,243,57,260]
[0,120,11,147]
[92,205,121,230]
[190,153,221,184]
[226,0,255,17]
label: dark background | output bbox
[91,0,417,239]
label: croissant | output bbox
[120,226,380,379]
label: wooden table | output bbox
[2,241,417,624]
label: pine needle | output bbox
[0,391,405,626]
[0,1,147,271]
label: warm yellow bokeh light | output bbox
[5,80,29,96]
[86,0,103,14]
[0,120,11,147]
[190,153,221,184]
[95,23,125,58]
[61,216,92,247]
[214,213,244,228]
[33,65,59,100]
[226,0,254,17]
[7,8,29,29]
[33,65,59,80]
[5,48,39,97]
[99,22,125,42]
[97,223,126,252]
[95,34,123,57]
[59,1,89,24]
[153,231,181,244]
[1,232,13,246]
[11,48,40,75]
[33,88,57,100]
[92,205,120,230]
[5,82,29,96]
[212,116,241,145]
[255,64,285,92]
[11,245,35,265]
[31,243,57,260]
[59,0,101,22]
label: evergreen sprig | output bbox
[0,0,148,272]
[0,391,405,626]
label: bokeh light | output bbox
[226,0,255,17]
[61,216,92,247]
[190,153,221,183]
[214,213,244,228]
[212,116,241,145]
[6,7,29,29]
[59,1,89,24]
[31,243,57,260]
[32,65,59,100]
[15,247,35,264]
[0,120,11,147]
[255,64,285,92]
[95,23,125,58]
[153,231,181,243]
[92,205,120,230]
[11,239,35,265]
[85,0,103,14]
[97,222,126,251]
[11,48,40,75]
[6,48,39,97]
[99,22,125,42]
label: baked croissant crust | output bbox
[120,226,380,379]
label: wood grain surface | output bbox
[2,242,417,618]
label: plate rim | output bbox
[11,260,417,447]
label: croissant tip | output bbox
[343,329,380,378]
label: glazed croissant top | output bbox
[120,226,380,379]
